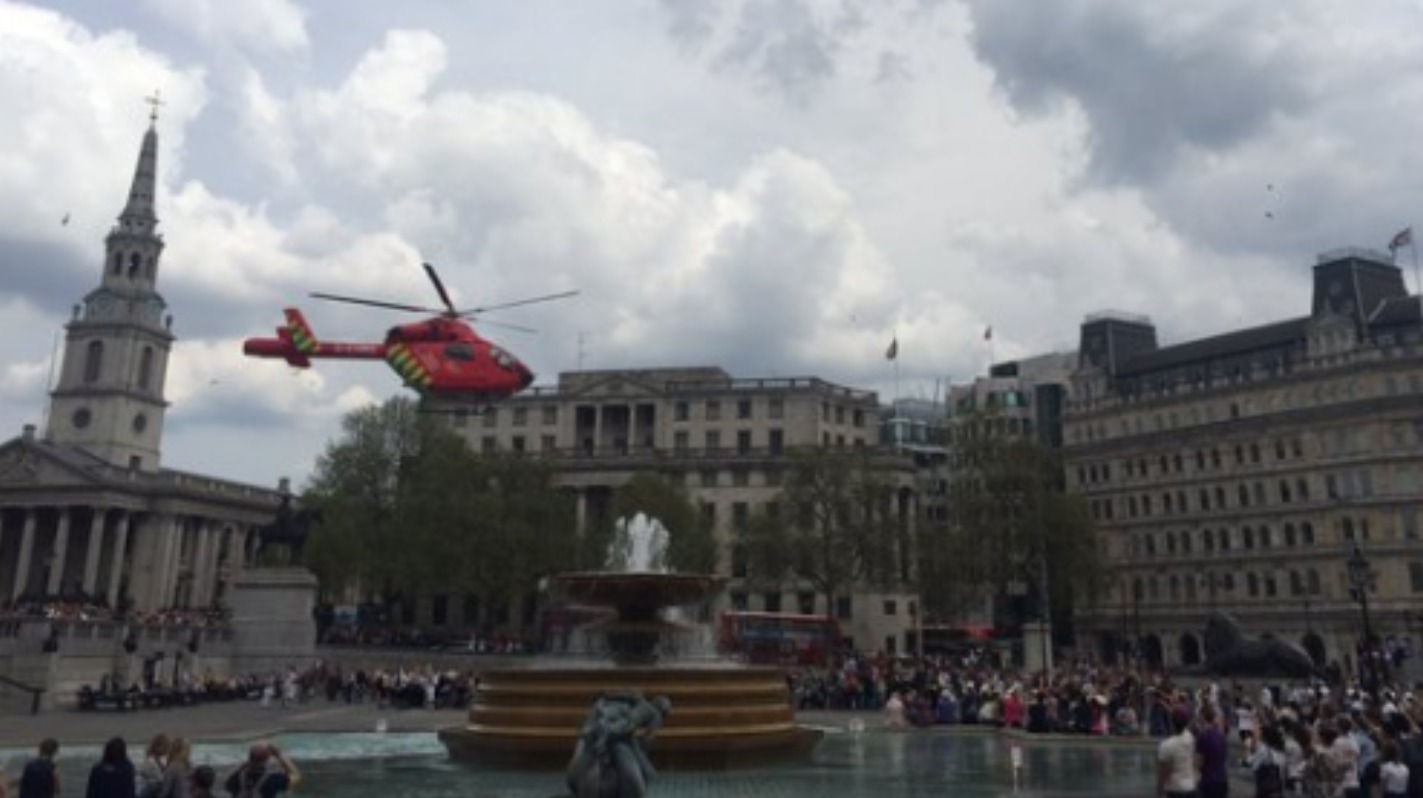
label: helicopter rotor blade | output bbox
[478,319,539,334]
[310,293,442,314]
[460,289,579,316]
[422,262,458,316]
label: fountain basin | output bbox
[439,665,822,768]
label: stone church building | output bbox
[0,115,284,615]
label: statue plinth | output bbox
[229,567,318,671]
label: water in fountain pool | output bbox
[4,728,1156,797]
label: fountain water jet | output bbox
[439,513,822,768]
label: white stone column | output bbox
[82,509,105,596]
[191,520,214,608]
[46,508,71,596]
[11,508,36,600]
[106,513,131,608]
[150,516,182,609]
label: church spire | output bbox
[119,92,163,234]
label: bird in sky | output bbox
[61,212,70,226]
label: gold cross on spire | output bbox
[144,89,164,123]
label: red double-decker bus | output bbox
[717,611,842,667]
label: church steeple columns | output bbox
[45,112,174,471]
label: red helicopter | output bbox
[242,263,576,402]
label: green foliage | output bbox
[930,430,1105,629]
[743,447,909,612]
[597,472,718,573]
[301,398,578,613]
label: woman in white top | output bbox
[1245,725,1288,798]
[1380,740,1410,798]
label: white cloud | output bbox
[140,0,309,54]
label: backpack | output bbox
[1254,749,1285,798]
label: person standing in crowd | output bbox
[156,738,192,798]
[223,743,300,798]
[189,767,217,798]
[1195,705,1230,798]
[86,737,137,798]
[1245,725,1287,798]
[17,739,59,798]
[137,734,170,798]
[1158,706,1200,798]
[1378,740,1409,798]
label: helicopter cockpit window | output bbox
[445,343,475,361]
[490,346,515,369]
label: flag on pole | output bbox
[983,325,993,341]
[1389,227,1413,252]
[885,336,898,361]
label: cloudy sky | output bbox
[2,0,1420,487]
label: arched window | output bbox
[1297,478,1310,501]
[1307,569,1321,594]
[1290,571,1303,595]
[1166,532,1176,555]
[1259,526,1272,548]
[138,347,154,390]
[1215,486,1227,507]
[145,255,156,279]
[1218,528,1231,551]
[1132,577,1144,602]
[83,340,103,383]
[1247,573,1259,597]
[1169,575,1180,600]
[128,252,141,278]
[1302,522,1316,545]
[1279,480,1292,503]
[1243,526,1255,549]
[1284,523,1297,546]
[1181,532,1192,554]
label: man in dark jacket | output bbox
[17,739,59,798]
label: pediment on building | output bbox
[0,437,111,490]
[569,374,666,400]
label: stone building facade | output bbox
[0,117,283,617]
[436,367,922,653]
[1064,248,1423,675]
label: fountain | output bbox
[440,513,822,768]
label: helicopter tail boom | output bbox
[242,308,387,366]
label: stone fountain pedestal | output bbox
[440,571,822,769]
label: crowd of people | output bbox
[0,734,301,798]
[0,600,229,628]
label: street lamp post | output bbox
[1346,543,1379,699]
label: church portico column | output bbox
[191,520,214,607]
[82,508,105,596]
[45,508,71,597]
[106,512,131,608]
[10,508,37,601]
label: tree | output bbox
[302,398,579,629]
[743,447,910,616]
[932,431,1104,638]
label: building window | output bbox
[674,431,689,453]
[513,407,528,427]
[737,430,751,454]
[700,469,718,488]
[483,408,498,428]
[769,398,784,420]
[706,400,721,421]
[84,340,104,383]
[883,599,898,616]
[674,401,689,421]
[835,596,852,620]
[542,405,558,425]
[431,594,448,626]
[453,409,469,428]
[730,592,748,611]
[769,429,784,455]
[541,435,556,452]
[511,436,526,453]
[137,347,154,390]
[737,399,752,419]
[701,501,717,524]
[1301,522,1315,545]
[764,592,782,613]
[798,592,815,615]
[732,502,749,530]
[481,436,496,452]
[731,543,747,578]
[705,430,721,451]
[732,468,749,487]
[765,468,783,487]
